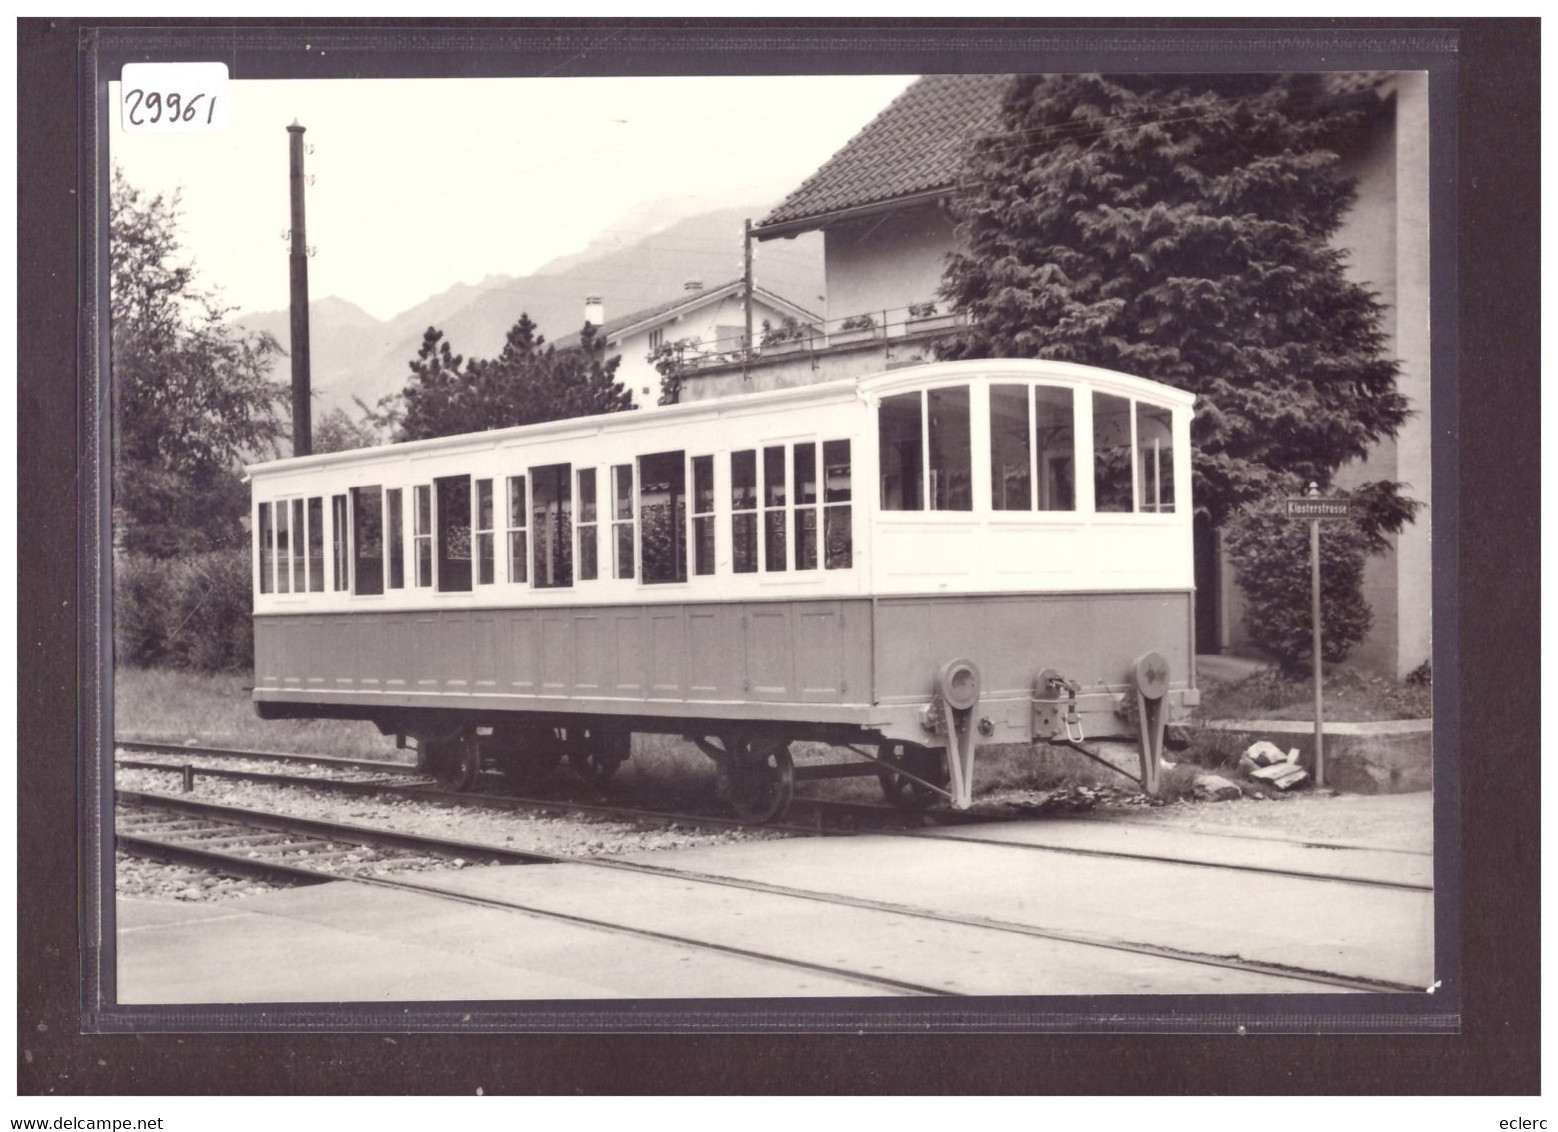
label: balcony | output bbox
[658,301,969,379]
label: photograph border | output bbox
[17,15,1538,1093]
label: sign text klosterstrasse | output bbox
[1285,498,1350,520]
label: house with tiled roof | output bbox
[754,73,1008,329]
[552,280,819,410]
[682,72,1431,679]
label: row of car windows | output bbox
[256,441,854,596]
[255,385,1177,595]
[877,384,1176,515]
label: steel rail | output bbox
[573,854,1421,995]
[1061,811,1435,858]
[118,745,1421,891]
[118,741,1425,889]
[897,829,1433,894]
[115,797,948,999]
[116,749,856,837]
[115,832,337,887]
[117,789,556,865]
[116,738,416,776]
[118,789,1415,995]
[116,737,975,832]
[117,758,431,794]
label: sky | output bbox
[108,75,916,322]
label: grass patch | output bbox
[114,665,401,757]
[1179,727,1249,773]
[1154,761,1207,803]
[1195,664,1431,723]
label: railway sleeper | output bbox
[119,819,213,835]
[168,832,297,851]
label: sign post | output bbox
[1285,484,1350,788]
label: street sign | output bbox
[1288,483,1344,788]
[1285,497,1350,519]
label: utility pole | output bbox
[287,120,313,457]
[742,218,753,381]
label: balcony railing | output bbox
[652,301,968,372]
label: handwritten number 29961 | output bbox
[125,88,217,126]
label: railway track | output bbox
[902,827,1432,893]
[115,738,985,837]
[115,790,942,997]
[116,739,1429,892]
[114,739,861,837]
[116,788,548,881]
[117,786,1420,995]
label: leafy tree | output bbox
[940,73,1415,536]
[395,316,633,442]
[649,336,698,406]
[356,390,407,441]
[115,549,254,672]
[111,165,287,556]
[312,405,383,454]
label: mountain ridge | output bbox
[236,203,824,419]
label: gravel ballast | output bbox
[114,764,786,904]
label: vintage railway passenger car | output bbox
[249,360,1199,821]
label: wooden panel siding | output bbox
[649,610,685,698]
[383,616,411,691]
[414,615,440,693]
[506,614,538,696]
[686,608,725,697]
[332,617,356,690]
[471,613,499,692]
[745,606,793,700]
[612,613,648,697]
[872,591,1194,705]
[540,614,572,694]
[254,598,874,717]
[797,603,848,701]
[573,613,602,695]
[442,613,470,692]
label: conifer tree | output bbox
[940,73,1415,533]
[395,316,633,442]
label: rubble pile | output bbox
[1238,740,1310,791]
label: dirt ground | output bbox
[1083,790,1434,852]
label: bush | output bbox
[1195,663,1432,722]
[115,548,254,672]
[1223,493,1374,675]
[759,317,806,347]
[114,554,173,668]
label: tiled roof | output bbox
[552,281,742,351]
[755,71,1391,237]
[756,74,1012,234]
[551,282,818,352]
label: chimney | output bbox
[683,280,704,293]
[584,296,605,328]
